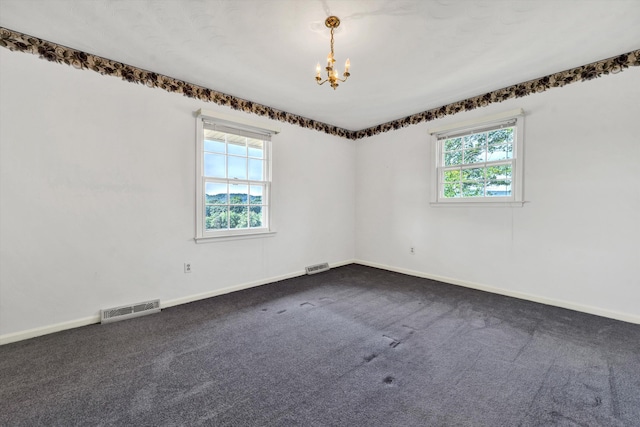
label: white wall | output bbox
[0,48,356,340]
[2,47,638,343]
[355,67,640,322]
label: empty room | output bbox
[1,0,639,425]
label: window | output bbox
[195,110,278,240]
[430,109,524,206]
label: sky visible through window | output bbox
[203,135,264,199]
[203,131,267,230]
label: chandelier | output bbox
[315,16,350,90]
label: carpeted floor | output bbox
[1,264,639,426]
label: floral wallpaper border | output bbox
[1,27,638,140]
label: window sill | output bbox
[195,230,277,243]
[430,201,525,208]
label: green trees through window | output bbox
[205,193,263,230]
[440,127,514,198]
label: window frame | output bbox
[430,108,525,207]
[195,109,279,242]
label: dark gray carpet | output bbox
[1,264,639,426]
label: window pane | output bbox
[464,147,485,164]
[228,156,247,180]
[249,185,264,205]
[486,164,512,180]
[229,205,249,228]
[228,136,247,156]
[444,137,462,151]
[443,170,460,183]
[204,139,225,153]
[444,151,462,166]
[248,139,264,158]
[206,205,228,230]
[248,159,263,181]
[487,128,514,145]
[443,182,461,198]
[229,184,248,204]
[463,133,486,149]
[486,181,512,197]
[204,153,225,178]
[487,143,513,161]
[205,183,227,204]
[462,181,484,197]
[250,206,263,228]
[461,167,485,181]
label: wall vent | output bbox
[101,299,160,324]
[305,262,330,275]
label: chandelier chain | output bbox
[330,27,335,60]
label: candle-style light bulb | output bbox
[316,62,321,77]
[327,53,332,68]
[345,58,350,73]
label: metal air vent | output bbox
[101,299,160,324]
[305,263,330,275]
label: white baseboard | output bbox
[354,259,640,325]
[0,259,356,345]
[163,259,355,308]
[161,272,304,309]
[0,315,100,345]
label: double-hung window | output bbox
[195,110,278,240]
[430,109,525,206]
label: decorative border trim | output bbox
[0,27,351,139]
[354,49,639,139]
[1,27,638,140]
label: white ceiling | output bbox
[1,0,639,131]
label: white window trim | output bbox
[429,108,525,207]
[194,109,280,242]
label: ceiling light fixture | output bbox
[315,16,350,90]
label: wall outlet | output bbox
[184,263,192,273]
[410,247,415,255]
